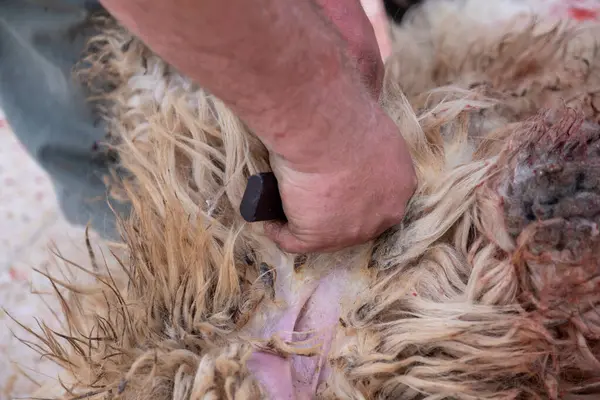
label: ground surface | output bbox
[0,110,107,399]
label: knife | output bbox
[240,172,287,222]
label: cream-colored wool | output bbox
[21,1,600,399]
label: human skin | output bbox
[99,0,416,253]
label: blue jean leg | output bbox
[0,0,130,240]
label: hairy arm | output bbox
[101,0,381,167]
[99,0,416,252]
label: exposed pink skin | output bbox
[247,354,295,399]
[291,270,344,395]
[246,262,351,399]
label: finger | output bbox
[359,0,392,61]
[263,222,312,254]
[314,0,384,96]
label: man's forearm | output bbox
[100,0,381,169]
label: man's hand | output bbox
[100,0,416,253]
[262,0,414,252]
[265,110,415,253]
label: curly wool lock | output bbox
[21,1,600,399]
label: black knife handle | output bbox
[240,172,287,222]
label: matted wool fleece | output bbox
[20,1,600,399]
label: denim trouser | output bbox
[0,0,129,239]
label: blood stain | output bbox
[569,7,598,21]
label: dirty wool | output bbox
[20,0,600,399]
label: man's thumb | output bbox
[264,222,309,254]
